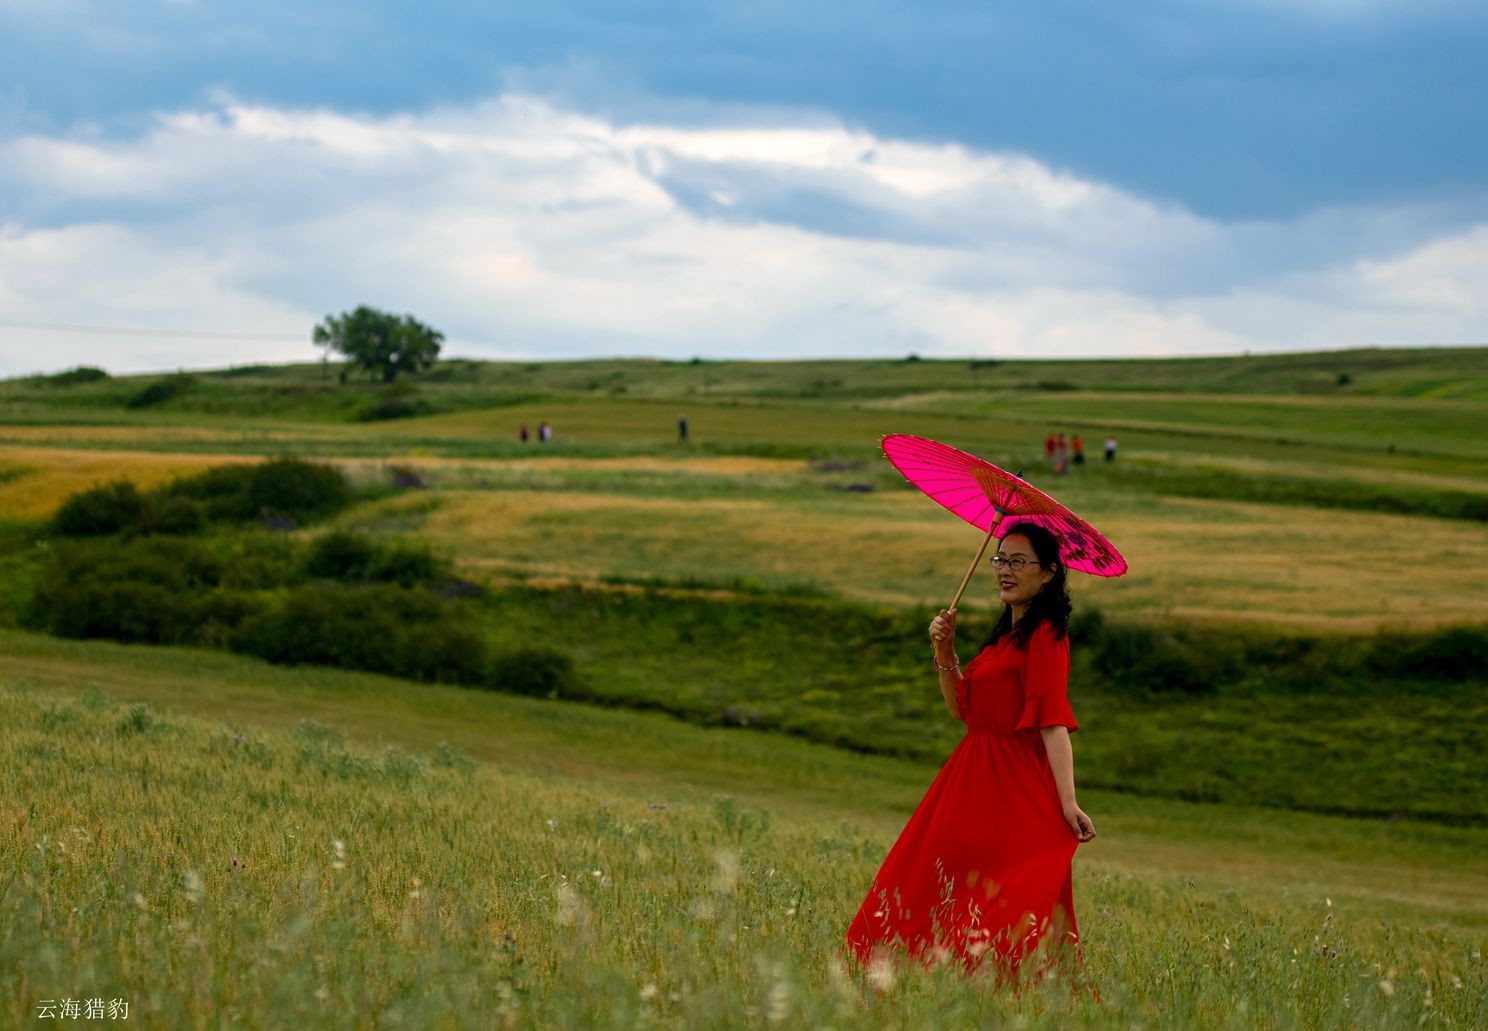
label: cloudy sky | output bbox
[1,1,1485,376]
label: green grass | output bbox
[2,349,1485,1026]
[10,346,1488,404]
[3,641,1486,1028]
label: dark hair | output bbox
[981,522,1072,650]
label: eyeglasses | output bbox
[989,555,1041,572]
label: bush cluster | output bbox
[127,373,197,409]
[49,458,351,537]
[358,395,436,421]
[233,582,490,684]
[1068,608,1488,696]
[1073,609,1237,694]
[35,365,110,387]
[26,518,576,697]
[1365,625,1488,682]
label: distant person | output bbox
[678,414,689,443]
[1072,434,1085,465]
[519,424,529,443]
[1056,433,1067,460]
[1104,436,1117,462]
[538,421,551,443]
[846,523,1094,978]
[1045,433,1056,460]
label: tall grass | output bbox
[3,680,1484,1029]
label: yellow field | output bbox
[396,488,1488,630]
[0,445,258,520]
[4,436,1486,630]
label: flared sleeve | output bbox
[1015,625,1079,733]
[953,647,991,725]
[954,668,973,725]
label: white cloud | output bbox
[0,93,1483,377]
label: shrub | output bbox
[127,373,195,409]
[369,541,441,586]
[146,495,207,535]
[245,457,350,525]
[304,530,377,581]
[1366,624,1488,683]
[39,366,110,387]
[488,648,578,698]
[40,579,196,644]
[50,480,148,537]
[232,583,487,685]
[304,531,443,586]
[162,458,349,526]
[163,464,258,521]
[358,396,434,421]
[1090,621,1214,694]
[27,538,226,643]
[217,535,300,590]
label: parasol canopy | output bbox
[881,433,1127,606]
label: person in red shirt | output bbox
[846,522,1095,982]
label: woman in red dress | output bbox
[845,522,1096,975]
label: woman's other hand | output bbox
[929,607,957,658]
[1062,802,1096,843]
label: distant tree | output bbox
[312,306,444,383]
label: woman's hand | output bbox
[929,607,957,659]
[1062,802,1096,843]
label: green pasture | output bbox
[3,638,1486,1028]
[8,345,1488,407]
[2,348,1486,1027]
[353,481,1488,630]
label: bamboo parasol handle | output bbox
[949,511,1004,610]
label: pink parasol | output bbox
[881,433,1127,608]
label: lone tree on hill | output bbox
[313,305,444,383]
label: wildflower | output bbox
[546,819,558,831]
[866,956,895,993]
[713,849,739,895]
[554,883,582,927]
[640,984,659,1002]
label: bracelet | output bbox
[932,655,961,673]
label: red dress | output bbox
[845,623,1082,972]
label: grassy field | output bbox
[3,637,1486,1028]
[1,348,1485,1026]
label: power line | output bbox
[0,318,304,341]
